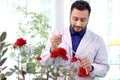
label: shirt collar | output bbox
[70,25,86,36]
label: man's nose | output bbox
[76,21,82,26]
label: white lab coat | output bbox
[40,27,110,80]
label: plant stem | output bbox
[46,70,49,80]
[56,68,59,80]
[18,51,20,79]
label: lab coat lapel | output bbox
[76,30,91,56]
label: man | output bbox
[40,0,110,80]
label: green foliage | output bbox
[0,32,6,42]
[0,32,8,73]
[8,6,51,80]
[16,6,51,45]
[15,6,51,63]
[0,31,11,80]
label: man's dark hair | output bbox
[70,0,91,15]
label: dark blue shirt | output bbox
[70,26,86,57]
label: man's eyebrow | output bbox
[72,16,86,20]
[72,16,78,18]
[81,18,86,20]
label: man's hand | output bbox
[78,57,92,71]
[50,34,62,52]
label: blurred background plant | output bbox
[5,6,52,80]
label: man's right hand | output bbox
[50,34,62,52]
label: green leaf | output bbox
[5,71,14,76]
[0,42,5,51]
[34,78,46,80]
[0,57,7,66]
[0,32,7,42]
[14,65,19,70]
[26,63,36,73]
[2,48,8,56]
[2,66,7,71]
[9,68,16,72]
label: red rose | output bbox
[51,47,68,60]
[71,57,78,62]
[14,38,27,48]
[35,56,42,61]
[61,55,68,61]
[51,49,60,58]
[58,47,67,56]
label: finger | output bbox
[82,61,90,68]
[58,34,62,38]
[80,58,91,67]
[77,57,81,60]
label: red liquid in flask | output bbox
[78,66,90,77]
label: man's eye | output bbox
[73,18,78,21]
[81,19,86,22]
